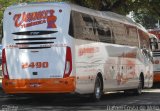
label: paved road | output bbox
[0,88,160,111]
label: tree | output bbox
[72,0,160,29]
[133,9,159,29]
[0,0,160,29]
[132,0,160,29]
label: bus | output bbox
[149,33,160,84]
[148,28,160,39]
[2,2,153,100]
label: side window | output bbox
[69,11,98,41]
[81,14,98,41]
[82,15,93,26]
[126,26,139,47]
[69,11,113,43]
[112,23,139,46]
[112,22,127,45]
[95,18,112,43]
[69,13,74,37]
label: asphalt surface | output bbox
[0,88,160,111]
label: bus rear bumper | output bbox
[2,77,76,94]
[153,72,160,82]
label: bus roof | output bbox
[69,3,137,26]
[6,2,137,27]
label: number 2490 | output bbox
[22,62,49,69]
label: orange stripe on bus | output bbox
[153,72,160,82]
[2,77,75,94]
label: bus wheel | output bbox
[93,76,103,101]
[133,76,143,95]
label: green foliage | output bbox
[133,8,159,29]
[72,0,160,29]
[129,0,160,29]
[0,0,160,29]
[0,0,17,23]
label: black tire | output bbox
[124,90,132,95]
[92,76,103,101]
[133,76,143,95]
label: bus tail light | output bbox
[63,47,72,78]
[2,49,9,79]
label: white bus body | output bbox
[2,2,153,100]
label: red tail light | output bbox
[63,47,72,78]
[2,49,9,79]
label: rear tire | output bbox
[133,76,143,95]
[92,76,103,101]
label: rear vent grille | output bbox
[14,37,56,41]
[12,31,58,36]
[16,42,54,45]
[19,47,51,49]
[12,30,57,49]
[152,50,160,57]
[14,37,56,49]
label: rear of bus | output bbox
[2,2,75,94]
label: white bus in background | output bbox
[2,2,153,100]
[149,33,160,84]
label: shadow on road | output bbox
[152,82,160,89]
[0,89,160,110]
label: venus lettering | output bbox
[13,9,57,28]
